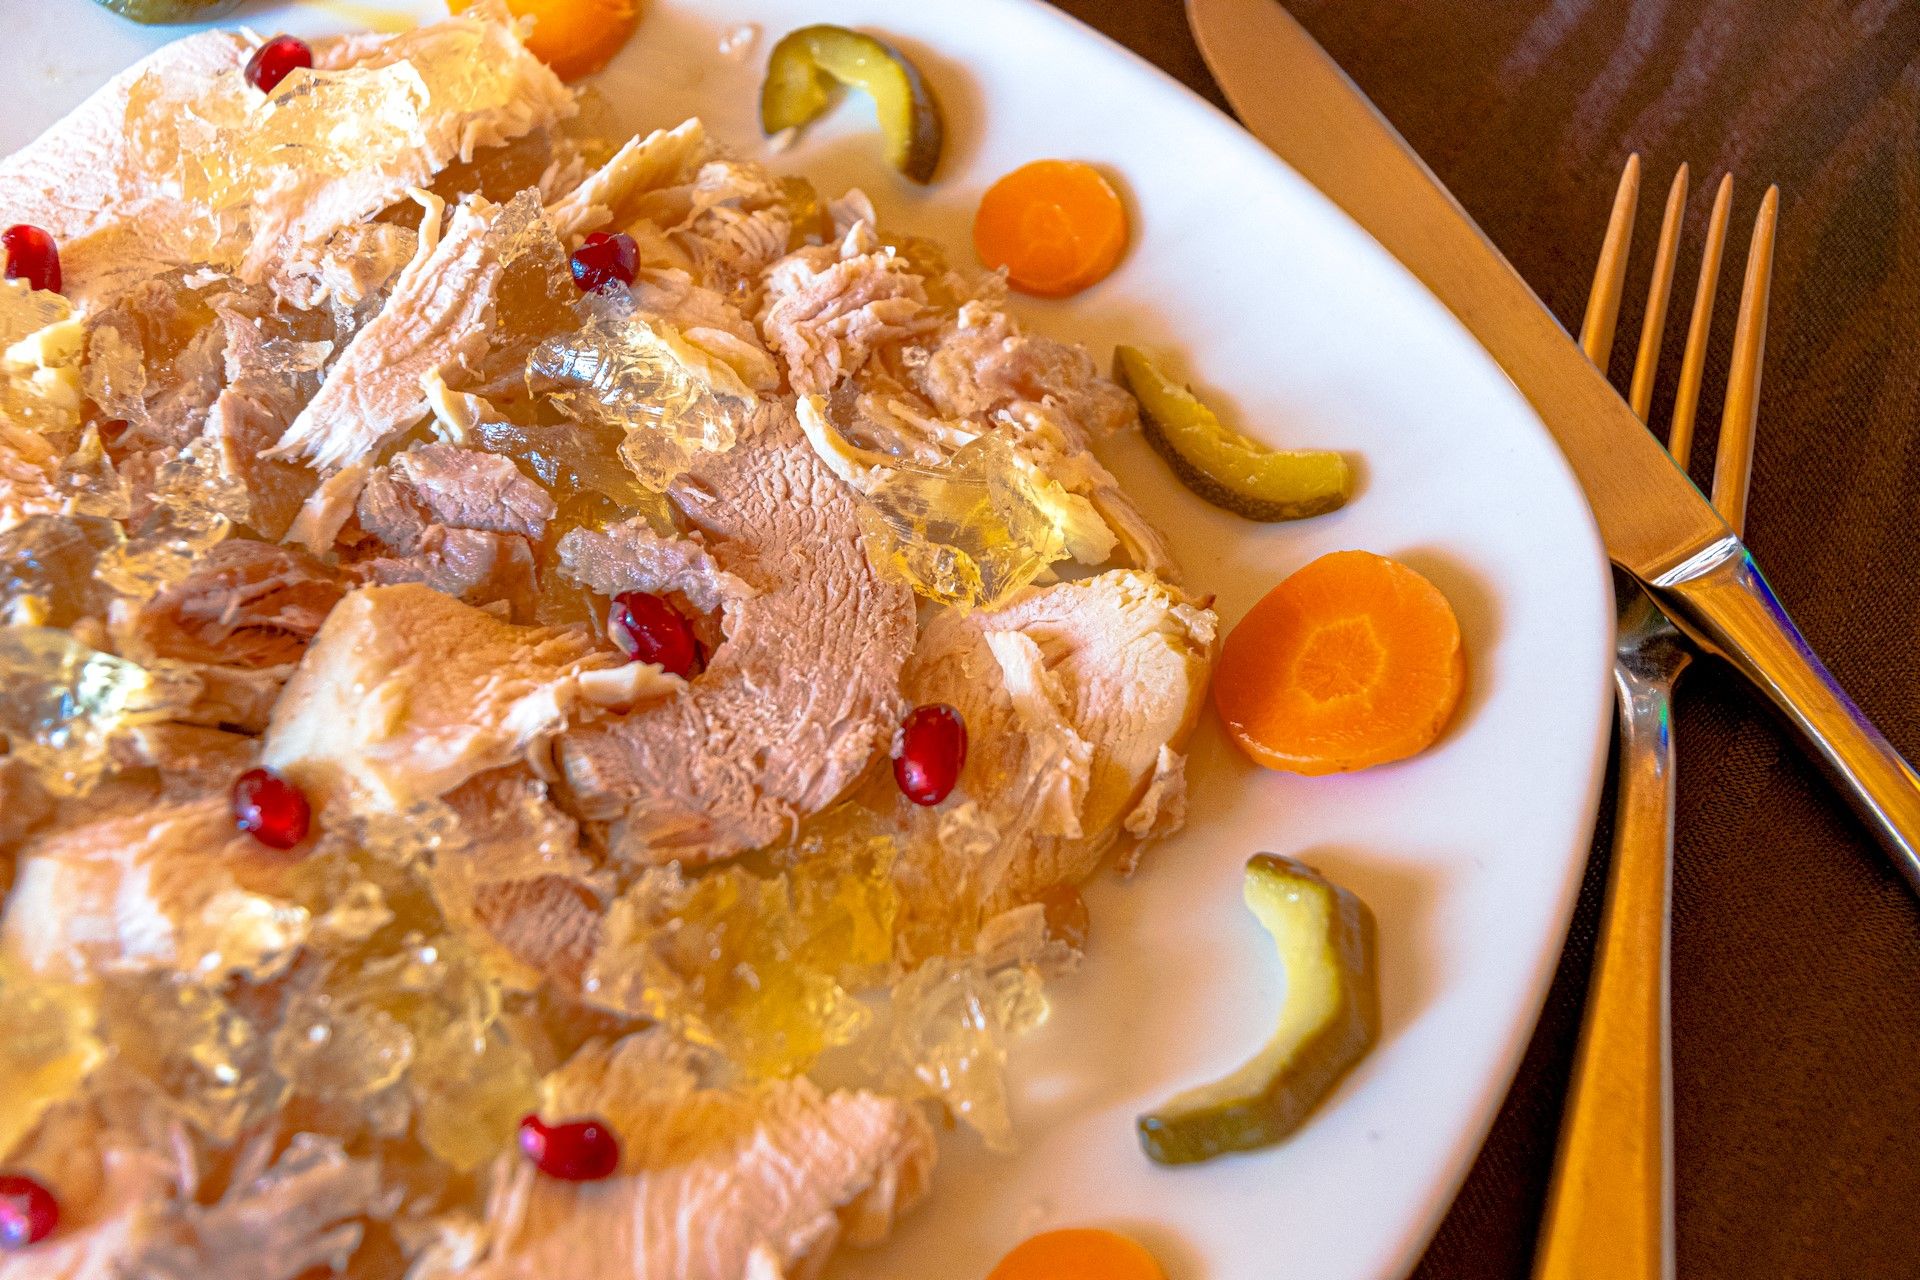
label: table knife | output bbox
[1186,0,1920,889]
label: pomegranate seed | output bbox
[893,703,967,806]
[231,768,311,850]
[607,591,700,677]
[570,231,639,292]
[517,1114,620,1181]
[2,226,60,295]
[0,1175,57,1250]
[245,35,313,94]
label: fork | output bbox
[1531,155,1779,1280]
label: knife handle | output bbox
[1653,538,1920,892]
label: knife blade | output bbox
[1187,0,1920,884]
[1190,0,1722,581]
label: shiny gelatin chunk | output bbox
[532,310,749,489]
[0,627,201,797]
[854,435,1070,610]
[0,958,103,1162]
[587,824,898,1078]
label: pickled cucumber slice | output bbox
[1137,853,1378,1165]
[760,25,944,184]
[93,0,242,20]
[1115,345,1353,522]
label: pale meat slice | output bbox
[0,32,252,303]
[357,442,556,550]
[1,792,297,980]
[0,423,62,534]
[128,539,347,669]
[351,442,556,622]
[432,767,602,986]
[173,662,294,735]
[553,407,917,865]
[631,271,781,394]
[0,9,571,303]
[272,220,418,312]
[916,300,1136,437]
[0,756,52,856]
[545,119,708,240]
[207,296,334,540]
[757,225,932,395]
[898,570,1217,919]
[359,525,542,623]
[132,1134,381,1280]
[227,5,573,283]
[260,583,673,815]
[0,1118,176,1280]
[270,188,564,473]
[632,160,794,302]
[115,723,259,792]
[455,1036,934,1280]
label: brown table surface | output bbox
[1045,1,1920,1277]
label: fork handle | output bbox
[1653,538,1920,892]
[1533,627,1677,1280]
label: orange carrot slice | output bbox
[972,160,1128,298]
[453,0,638,81]
[987,1228,1165,1280]
[1214,550,1466,775]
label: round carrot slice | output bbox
[987,1228,1165,1280]
[1214,550,1466,775]
[452,0,638,81]
[973,159,1128,298]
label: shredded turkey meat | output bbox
[553,405,917,865]
[444,1036,935,1280]
[0,10,1228,1278]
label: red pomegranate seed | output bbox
[607,591,700,677]
[2,226,61,295]
[570,231,639,292]
[0,1175,57,1250]
[893,703,967,806]
[245,35,313,94]
[231,768,311,850]
[517,1114,620,1181]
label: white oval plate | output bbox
[1,3,1614,1277]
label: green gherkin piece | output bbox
[1116,345,1354,522]
[1137,853,1379,1165]
[760,24,943,184]
[93,0,246,24]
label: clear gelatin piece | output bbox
[855,434,1069,610]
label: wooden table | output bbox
[1046,1,1920,1275]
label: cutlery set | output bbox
[1186,0,1920,1274]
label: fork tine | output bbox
[1709,185,1779,536]
[1668,173,1734,468]
[1627,164,1689,423]
[1580,153,1641,366]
